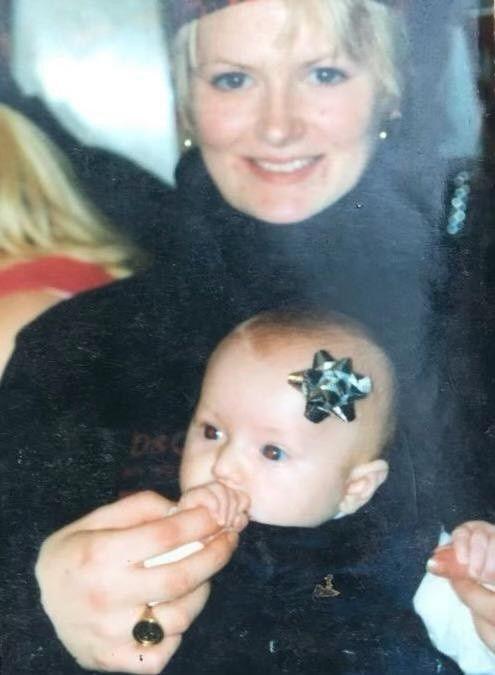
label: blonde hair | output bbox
[0,104,140,278]
[170,0,406,136]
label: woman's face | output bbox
[190,0,381,224]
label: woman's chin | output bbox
[241,199,323,226]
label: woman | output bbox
[1,1,493,673]
[0,104,140,374]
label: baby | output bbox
[149,309,495,671]
[154,309,495,583]
[178,310,495,579]
[178,309,394,528]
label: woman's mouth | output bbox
[245,156,322,183]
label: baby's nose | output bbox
[212,444,245,490]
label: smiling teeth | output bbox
[254,158,315,173]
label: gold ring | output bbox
[132,606,165,646]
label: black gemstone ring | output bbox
[133,608,165,646]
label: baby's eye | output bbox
[211,72,252,91]
[261,445,286,461]
[308,66,348,86]
[203,424,223,441]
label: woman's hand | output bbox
[428,521,495,652]
[35,490,239,674]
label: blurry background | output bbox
[9,0,178,184]
[475,0,495,154]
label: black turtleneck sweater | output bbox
[0,146,490,673]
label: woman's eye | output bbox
[211,72,251,91]
[309,67,347,86]
[203,424,222,440]
[261,445,286,462]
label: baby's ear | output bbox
[338,459,389,516]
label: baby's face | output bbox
[180,336,383,527]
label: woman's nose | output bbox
[256,83,305,147]
[212,443,245,488]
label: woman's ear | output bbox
[338,459,389,516]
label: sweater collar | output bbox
[174,145,389,232]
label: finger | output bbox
[452,527,471,565]
[113,585,209,672]
[232,511,249,533]
[108,506,223,564]
[453,521,495,538]
[204,481,231,527]
[480,535,495,583]
[427,545,469,580]
[221,485,236,528]
[151,582,210,637]
[469,529,489,579]
[219,486,248,528]
[180,487,222,525]
[237,490,250,515]
[131,529,238,604]
[206,483,228,526]
[91,634,182,674]
[451,577,495,625]
[72,492,176,533]
[131,637,182,675]
[222,485,235,527]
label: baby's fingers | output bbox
[202,483,249,529]
[451,526,471,566]
[179,486,224,525]
[452,522,495,580]
[480,534,495,583]
[427,545,469,580]
[466,529,490,580]
[204,482,233,526]
[232,511,249,533]
[451,521,495,583]
[230,490,250,531]
[220,486,250,529]
[178,483,250,529]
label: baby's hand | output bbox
[144,483,249,570]
[428,521,495,584]
[178,482,250,533]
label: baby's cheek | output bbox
[179,451,214,491]
[248,482,295,526]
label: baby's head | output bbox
[180,310,395,527]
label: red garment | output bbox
[0,256,113,298]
